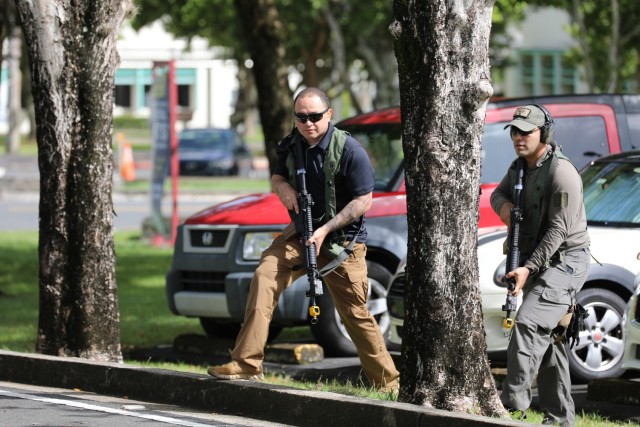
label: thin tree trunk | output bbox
[7,25,21,154]
[234,0,293,175]
[16,0,132,362]
[391,0,506,417]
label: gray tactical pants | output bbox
[501,248,590,427]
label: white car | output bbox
[387,150,640,382]
[622,269,640,371]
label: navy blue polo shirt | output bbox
[274,123,374,243]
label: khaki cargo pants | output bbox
[501,248,590,427]
[230,233,399,387]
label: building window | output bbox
[518,50,577,96]
[177,84,191,108]
[115,85,132,107]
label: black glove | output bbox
[552,303,589,347]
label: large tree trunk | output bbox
[15,0,132,362]
[234,0,293,175]
[391,0,506,417]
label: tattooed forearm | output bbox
[321,193,372,233]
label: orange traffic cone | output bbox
[120,142,136,181]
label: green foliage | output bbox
[527,0,640,92]
[113,115,149,129]
[119,176,270,194]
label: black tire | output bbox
[200,318,241,339]
[568,288,627,383]
[199,318,283,342]
[310,261,393,356]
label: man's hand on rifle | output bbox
[505,266,530,296]
[306,226,330,257]
[273,177,299,213]
[499,202,515,227]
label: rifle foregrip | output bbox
[308,243,318,266]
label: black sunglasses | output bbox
[294,108,328,123]
[510,126,538,137]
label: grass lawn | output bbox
[0,231,203,353]
[1,234,638,425]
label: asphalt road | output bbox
[0,382,289,427]
[0,153,247,231]
[0,192,229,231]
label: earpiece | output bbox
[532,104,554,144]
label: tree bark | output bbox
[391,0,506,417]
[234,0,293,175]
[15,0,132,362]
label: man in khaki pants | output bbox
[207,87,399,392]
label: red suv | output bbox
[166,94,640,356]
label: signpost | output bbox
[149,61,179,245]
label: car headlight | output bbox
[387,294,405,319]
[494,258,507,287]
[243,232,276,260]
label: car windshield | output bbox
[180,130,233,151]
[341,121,516,190]
[481,123,516,183]
[581,159,640,227]
[339,123,405,191]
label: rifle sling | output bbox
[318,218,363,277]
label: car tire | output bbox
[199,318,283,342]
[310,261,392,357]
[568,288,626,383]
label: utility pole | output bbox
[6,24,21,154]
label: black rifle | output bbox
[502,157,526,333]
[292,139,323,324]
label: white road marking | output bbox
[0,389,216,427]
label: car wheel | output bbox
[310,261,392,356]
[568,288,626,382]
[200,318,241,339]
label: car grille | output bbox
[387,273,405,319]
[388,274,405,298]
[180,271,226,292]
[183,225,236,254]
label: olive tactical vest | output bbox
[284,129,350,259]
[506,141,569,261]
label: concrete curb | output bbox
[0,350,524,427]
[588,378,640,406]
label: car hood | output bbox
[587,224,640,273]
[184,191,408,226]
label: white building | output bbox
[502,7,587,96]
[115,21,238,129]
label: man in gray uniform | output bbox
[491,104,590,426]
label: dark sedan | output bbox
[178,128,253,176]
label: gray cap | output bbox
[503,105,547,131]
